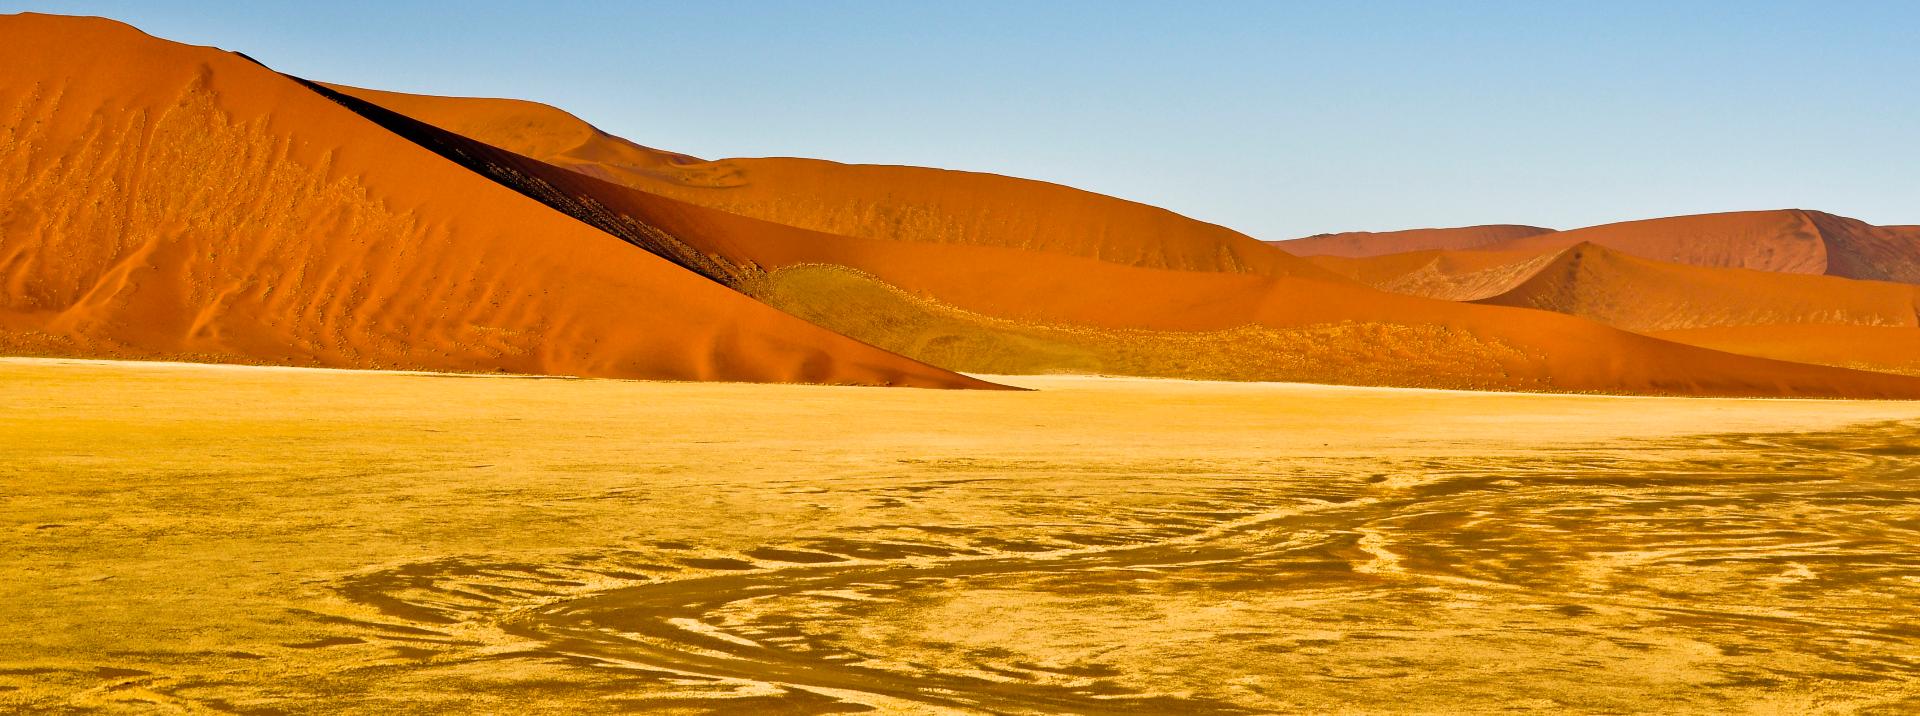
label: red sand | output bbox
[1477,243,1920,333]
[0,14,993,388]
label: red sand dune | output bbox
[10,14,1920,398]
[1272,225,1554,258]
[1305,232,1920,376]
[314,87,1920,398]
[0,14,992,388]
[566,186,1920,398]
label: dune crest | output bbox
[1273,224,1554,258]
[323,84,1315,277]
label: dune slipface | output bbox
[0,14,995,388]
[1272,224,1554,258]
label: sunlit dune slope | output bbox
[1273,224,1553,257]
[1476,243,1920,333]
[323,84,1314,276]
[0,13,993,388]
[322,84,1920,398]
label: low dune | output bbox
[0,14,991,388]
[1306,248,1563,301]
[1272,224,1554,257]
[1651,324,1920,377]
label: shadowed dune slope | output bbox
[0,14,994,388]
[1273,225,1554,258]
[1805,212,1920,284]
[319,85,1920,398]
[1475,243,1920,333]
[322,84,1319,277]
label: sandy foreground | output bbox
[3,358,1918,714]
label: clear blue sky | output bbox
[14,1,1919,238]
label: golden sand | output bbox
[5,358,1920,712]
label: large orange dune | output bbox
[0,14,993,388]
[1271,224,1554,258]
[316,86,1920,398]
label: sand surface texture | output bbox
[5,358,1920,713]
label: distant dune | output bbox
[1272,225,1554,258]
[1475,243,1920,333]
[0,14,990,388]
[1309,216,1920,376]
[1482,209,1920,284]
